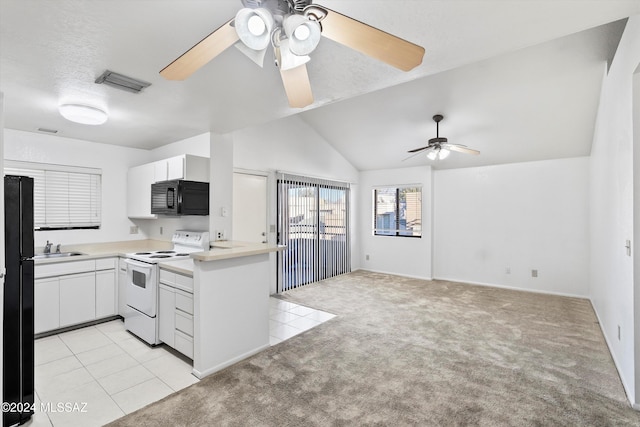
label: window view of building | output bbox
[374,186,422,237]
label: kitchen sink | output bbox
[33,252,86,259]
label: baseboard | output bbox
[355,268,432,281]
[432,276,590,300]
[589,299,637,410]
[192,343,270,379]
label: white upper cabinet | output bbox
[153,155,209,183]
[127,162,157,219]
[127,154,209,219]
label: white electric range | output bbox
[124,230,209,345]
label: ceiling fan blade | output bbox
[407,146,431,153]
[280,64,314,108]
[160,18,239,80]
[402,150,427,162]
[314,6,425,71]
[443,144,480,155]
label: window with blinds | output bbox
[373,186,422,237]
[277,173,350,292]
[5,160,102,230]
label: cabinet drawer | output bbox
[96,257,116,270]
[174,330,193,359]
[159,268,175,286]
[175,273,193,292]
[175,311,193,337]
[35,259,95,279]
[118,258,127,271]
[175,289,193,315]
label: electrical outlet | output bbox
[505,267,511,274]
[129,226,138,234]
[366,254,370,261]
[216,230,226,240]
[531,269,538,278]
[618,325,621,340]
[160,226,163,235]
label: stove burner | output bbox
[135,252,152,255]
[175,253,190,257]
[155,250,176,254]
[149,255,172,259]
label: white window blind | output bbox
[5,161,102,229]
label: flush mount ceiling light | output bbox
[59,104,108,125]
[160,0,425,108]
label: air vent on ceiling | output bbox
[37,127,58,134]
[95,70,151,93]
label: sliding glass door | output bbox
[277,174,350,292]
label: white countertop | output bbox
[33,239,172,265]
[158,258,194,276]
[190,241,284,262]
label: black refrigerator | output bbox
[3,175,34,426]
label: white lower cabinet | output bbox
[34,257,119,334]
[158,285,175,347]
[117,258,129,317]
[59,272,96,327]
[34,277,60,334]
[158,268,194,358]
[96,270,117,318]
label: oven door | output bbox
[125,259,157,317]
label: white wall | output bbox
[232,114,360,272]
[434,157,590,297]
[149,133,209,161]
[590,15,640,405]
[359,166,432,279]
[4,129,150,249]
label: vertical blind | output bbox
[5,160,102,229]
[277,173,350,292]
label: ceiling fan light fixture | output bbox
[426,150,438,161]
[276,38,311,70]
[283,14,321,55]
[438,148,450,160]
[234,41,268,67]
[59,104,108,125]
[235,8,274,50]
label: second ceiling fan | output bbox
[407,115,480,160]
[160,0,425,108]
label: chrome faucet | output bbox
[55,244,61,254]
[44,240,52,254]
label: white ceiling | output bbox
[1,1,638,170]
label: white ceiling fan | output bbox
[159,0,425,108]
[407,114,480,161]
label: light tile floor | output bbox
[26,297,334,427]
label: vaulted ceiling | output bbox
[1,1,638,170]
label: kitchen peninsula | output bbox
[189,241,283,379]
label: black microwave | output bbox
[151,180,209,216]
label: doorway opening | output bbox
[276,174,350,292]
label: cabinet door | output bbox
[154,160,168,182]
[158,285,175,347]
[127,163,157,218]
[118,266,128,317]
[96,270,116,318]
[166,156,185,180]
[35,277,59,334]
[59,272,96,327]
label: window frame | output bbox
[5,160,102,231]
[373,185,422,238]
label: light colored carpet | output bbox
[108,270,640,426]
